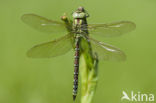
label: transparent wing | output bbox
[27,34,73,58]
[87,21,136,37]
[89,37,126,61]
[21,14,67,34]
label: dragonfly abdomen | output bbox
[73,36,80,101]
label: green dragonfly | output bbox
[21,7,136,100]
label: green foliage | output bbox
[80,53,98,103]
[80,39,99,103]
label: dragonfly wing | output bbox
[21,14,67,34]
[88,21,136,37]
[89,37,126,61]
[27,34,73,58]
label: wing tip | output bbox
[21,13,36,22]
[26,49,44,58]
[116,50,127,61]
[21,14,29,23]
[111,53,127,62]
[21,14,26,22]
[123,21,136,30]
[26,50,35,58]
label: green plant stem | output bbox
[80,52,98,103]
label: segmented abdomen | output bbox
[73,37,80,101]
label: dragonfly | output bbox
[21,6,136,101]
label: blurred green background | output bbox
[0,0,156,103]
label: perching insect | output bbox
[21,6,136,101]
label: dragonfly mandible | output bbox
[21,6,136,101]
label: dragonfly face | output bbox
[72,10,86,19]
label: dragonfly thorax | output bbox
[72,8,89,34]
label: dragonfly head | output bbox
[77,6,85,12]
[72,7,89,19]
